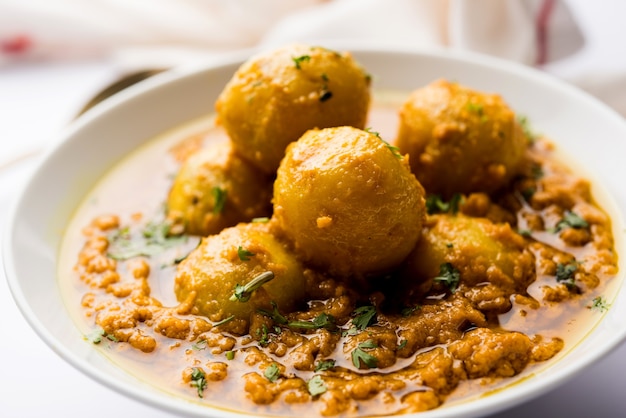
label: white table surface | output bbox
[1,59,626,418]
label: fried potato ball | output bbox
[167,141,273,236]
[396,79,528,198]
[273,126,426,279]
[174,222,307,322]
[215,44,371,174]
[400,214,534,295]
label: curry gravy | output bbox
[58,93,621,416]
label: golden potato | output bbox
[273,126,426,279]
[174,222,306,322]
[400,214,533,294]
[216,44,371,173]
[396,79,528,197]
[167,141,273,236]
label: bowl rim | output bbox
[4,44,626,418]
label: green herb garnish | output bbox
[319,90,333,102]
[352,305,377,330]
[251,217,270,223]
[425,194,462,215]
[264,363,280,382]
[88,328,118,344]
[192,339,207,351]
[287,313,336,331]
[400,305,421,317]
[554,211,589,233]
[225,351,235,360]
[433,262,461,293]
[307,375,327,396]
[590,296,610,312]
[107,220,187,261]
[237,246,255,261]
[211,186,227,214]
[212,315,235,327]
[556,261,578,289]
[518,115,538,143]
[351,340,378,369]
[190,367,207,398]
[314,359,336,372]
[292,55,311,69]
[230,271,274,302]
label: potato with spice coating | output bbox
[215,44,371,174]
[273,126,426,279]
[167,141,273,236]
[396,79,528,197]
[400,214,534,297]
[174,222,306,322]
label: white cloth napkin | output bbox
[0,0,624,115]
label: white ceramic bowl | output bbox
[5,46,626,418]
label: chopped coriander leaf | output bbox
[211,186,227,214]
[433,262,461,293]
[251,217,269,223]
[212,315,235,327]
[314,359,336,372]
[425,194,462,215]
[446,243,454,248]
[466,102,488,122]
[308,375,327,396]
[192,339,207,351]
[292,55,311,69]
[321,73,329,82]
[556,262,578,289]
[288,313,336,330]
[88,328,117,344]
[230,271,275,302]
[225,351,235,360]
[264,363,281,382]
[107,220,187,261]
[400,305,421,317]
[397,339,408,350]
[342,326,359,337]
[257,301,288,325]
[518,115,538,142]
[555,211,589,232]
[367,128,402,159]
[518,229,532,238]
[589,296,610,312]
[319,90,333,102]
[365,127,380,137]
[237,246,255,261]
[352,305,377,330]
[190,367,207,398]
[351,340,379,369]
[258,324,270,346]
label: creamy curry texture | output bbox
[61,45,620,417]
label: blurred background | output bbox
[1,0,625,417]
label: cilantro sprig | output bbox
[426,194,462,215]
[351,305,377,330]
[190,367,207,398]
[556,261,578,289]
[553,211,589,233]
[107,220,187,261]
[433,262,461,293]
[264,363,280,382]
[307,375,327,396]
[230,271,274,302]
[351,340,378,369]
